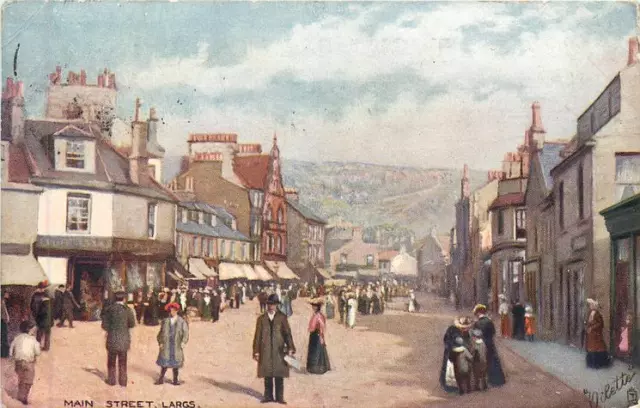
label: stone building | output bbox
[417,230,450,296]
[285,189,329,283]
[548,37,640,349]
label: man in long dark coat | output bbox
[252,294,296,404]
[35,293,53,351]
[57,285,80,328]
[473,304,506,387]
[511,301,526,340]
[210,290,221,323]
[101,291,136,386]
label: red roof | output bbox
[378,250,399,260]
[233,155,269,189]
[489,193,525,210]
[8,144,31,183]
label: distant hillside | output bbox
[163,157,487,238]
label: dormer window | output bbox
[232,219,237,231]
[198,212,204,224]
[210,215,217,227]
[66,141,85,169]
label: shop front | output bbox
[36,235,175,321]
[601,193,640,365]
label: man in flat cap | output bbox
[101,291,136,386]
[252,294,296,404]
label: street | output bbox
[1,293,590,408]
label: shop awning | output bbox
[358,269,380,278]
[316,268,333,279]
[265,261,300,280]
[188,258,211,280]
[167,258,196,280]
[254,265,274,281]
[1,254,48,285]
[219,263,246,280]
[240,264,260,280]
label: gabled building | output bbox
[11,87,179,318]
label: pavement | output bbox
[0,294,591,408]
[502,338,640,408]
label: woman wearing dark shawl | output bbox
[473,304,506,386]
[144,291,160,326]
[439,316,472,393]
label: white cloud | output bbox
[130,3,634,170]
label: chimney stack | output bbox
[80,70,87,86]
[147,106,159,146]
[129,98,148,184]
[1,77,25,144]
[629,37,639,67]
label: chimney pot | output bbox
[149,107,157,120]
[80,70,87,85]
[97,75,104,88]
[629,37,639,66]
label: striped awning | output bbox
[188,258,211,280]
[219,263,246,280]
[241,264,260,280]
[254,265,274,281]
[265,261,300,280]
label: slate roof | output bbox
[539,142,567,189]
[233,155,269,189]
[176,221,249,241]
[286,199,327,224]
[489,192,525,210]
[179,201,235,226]
[21,119,176,201]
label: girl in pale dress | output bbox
[347,293,357,328]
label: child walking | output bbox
[10,320,41,405]
[525,305,536,341]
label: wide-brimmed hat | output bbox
[165,302,181,312]
[587,298,599,308]
[498,294,507,300]
[473,304,487,314]
[454,316,473,330]
[266,294,280,305]
[308,297,324,306]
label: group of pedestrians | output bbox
[440,304,506,395]
[497,294,536,341]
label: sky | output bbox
[1,1,637,171]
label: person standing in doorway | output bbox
[101,291,136,386]
[252,294,296,404]
[133,288,145,324]
[58,285,80,328]
[155,303,189,385]
[1,290,11,358]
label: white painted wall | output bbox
[37,256,68,285]
[38,187,113,236]
[112,194,175,242]
[2,186,41,244]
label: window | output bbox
[366,254,374,266]
[533,225,538,252]
[578,164,585,220]
[340,254,347,265]
[65,141,85,169]
[265,205,272,222]
[220,240,226,258]
[185,176,194,191]
[209,239,215,257]
[515,209,526,240]
[497,209,505,235]
[615,154,640,201]
[277,208,284,224]
[147,203,157,238]
[242,244,247,260]
[177,235,183,254]
[193,237,200,256]
[558,182,565,230]
[181,209,187,223]
[201,238,207,257]
[230,242,235,259]
[66,193,90,232]
[275,236,282,253]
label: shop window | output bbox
[66,193,91,232]
[615,238,632,358]
[146,262,162,291]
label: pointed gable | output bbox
[233,155,269,190]
[266,134,284,196]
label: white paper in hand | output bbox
[284,355,301,371]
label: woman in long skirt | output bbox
[586,298,611,369]
[473,304,506,386]
[347,293,357,328]
[155,303,189,385]
[307,299,331,374]
[439,317,472,393]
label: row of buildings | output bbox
[439,36,640,364]
[0,65,333,319]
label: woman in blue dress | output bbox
[155,303,189,385]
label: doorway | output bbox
[72,258,107,321]
[565,266,584,347]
